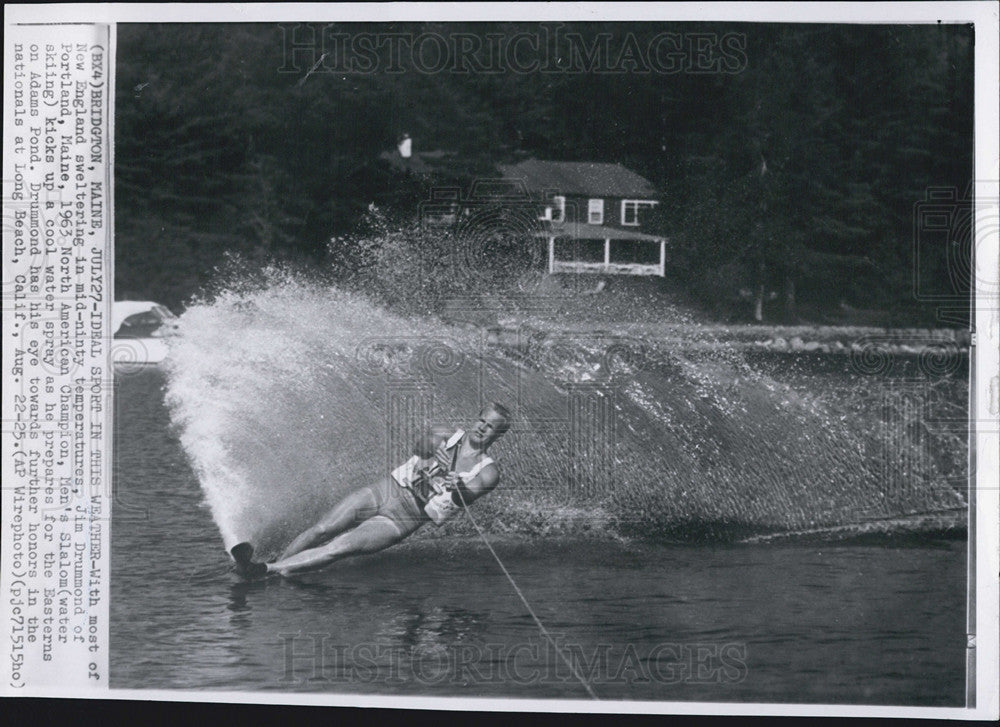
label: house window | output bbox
[621,200,658,226]
[551,195,566,223]
[588,198,604,225]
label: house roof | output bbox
[499,159,658,198]
[534,222,664,242]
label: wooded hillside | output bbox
[115,22,973,323]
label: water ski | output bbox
[230,541,268,580]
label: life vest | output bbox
[436,429,495,482]
[390,429,494,524]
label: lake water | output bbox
[111,368,967,705]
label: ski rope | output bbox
[454,487,600,700]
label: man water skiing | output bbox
[231,402,511,579]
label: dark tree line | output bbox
[115,22,972,323]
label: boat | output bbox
[112,300,179,367]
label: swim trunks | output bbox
[370,475,429,536]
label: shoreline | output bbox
[477,321,971,356]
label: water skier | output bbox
[231,402,511,579]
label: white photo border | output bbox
[2,2,997,720]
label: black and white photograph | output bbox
[2,2,998,718]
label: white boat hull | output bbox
[112,337,170,369]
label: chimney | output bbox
[398,133,412,159]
